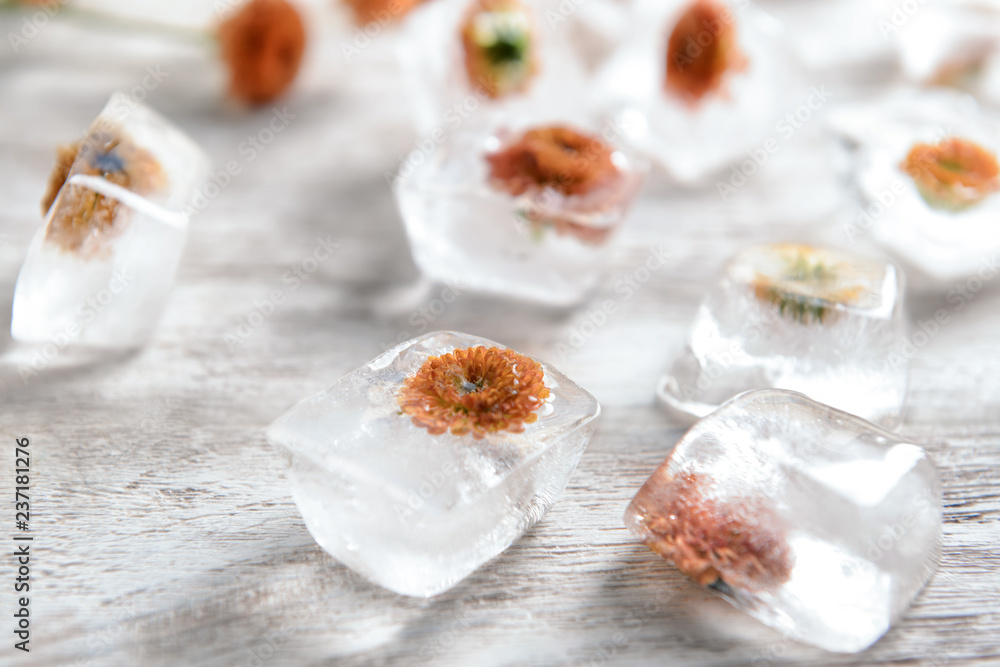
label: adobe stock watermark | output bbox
[857,489,940,570]
[63,598,144,667]
[554,245,670,360]
[716,85,834,202]
[385,76,506,190]
[184,106,296,217]
[672,305,781,401]
[237,598,326,667]
[17,268,135,385]
[7,0,67,54]
[340,0,415,62]
[578,588,675,667]
[666,0,747,76]
[842,178,908,243]
[224,235,340,351]
[92,67,172,133]
[418,615,474,660]
[946,253,1000,310]
[380,279,468,352]
[841,125,950,242]
[750,630,798,667]
[392,459,460,522]
[115,396,181,460]
[750,487,938,665]
[877,0,931,38]
[883,252,999,371]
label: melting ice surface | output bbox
[395,127,645,306]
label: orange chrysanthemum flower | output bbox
[398,346,550,439]
[632,473,793,592]
[665,0,746,105]
[219,0,306,106]
[900,137,1000,211]
[43,130,164,255]
[461,0,537,99]
[341,0,424,27]
[486,125,618,198]
[487,125,626,244]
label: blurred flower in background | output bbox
[218,0,307,105]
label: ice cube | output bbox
[895,2,1000,90]
[396,0,589,136]
[760,0,897,72]
[658,243,908,429]
[829,89,1000,286]
[592,0,784,184]
[11,92,210,348]
[625,389,941,653]
[395,124,646,306]
[266,331,601,597]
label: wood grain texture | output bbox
[0,5,999,666]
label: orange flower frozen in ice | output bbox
[486,125,634,244]
[398,346,550,438]
[628,472,793,592]
[486,125,617,198]
[42,130,164,255]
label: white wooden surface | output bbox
[1,5,999,666]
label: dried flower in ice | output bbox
[487,125,618,197]
[901,137,1000,211]
[219,0,306,106]
[43,130,165,255]
[461,0,537,99]
[632,472,793,592]
[398,346,550,438]
[665,0,745,105]
[41,141,82,217]
[749,245,868,325]
[341,0,423,26]
[487,125,631,245]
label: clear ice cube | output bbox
[266,331,601,597]
[895,2,1000,90]
[397,0,590,136]
[658,243,908,429]
[592,0,784,184]
[759,0,897,72]
[394,126,646,306]
[829,90,1000,285]
[626,389,942,653]
[11,92,210,348]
